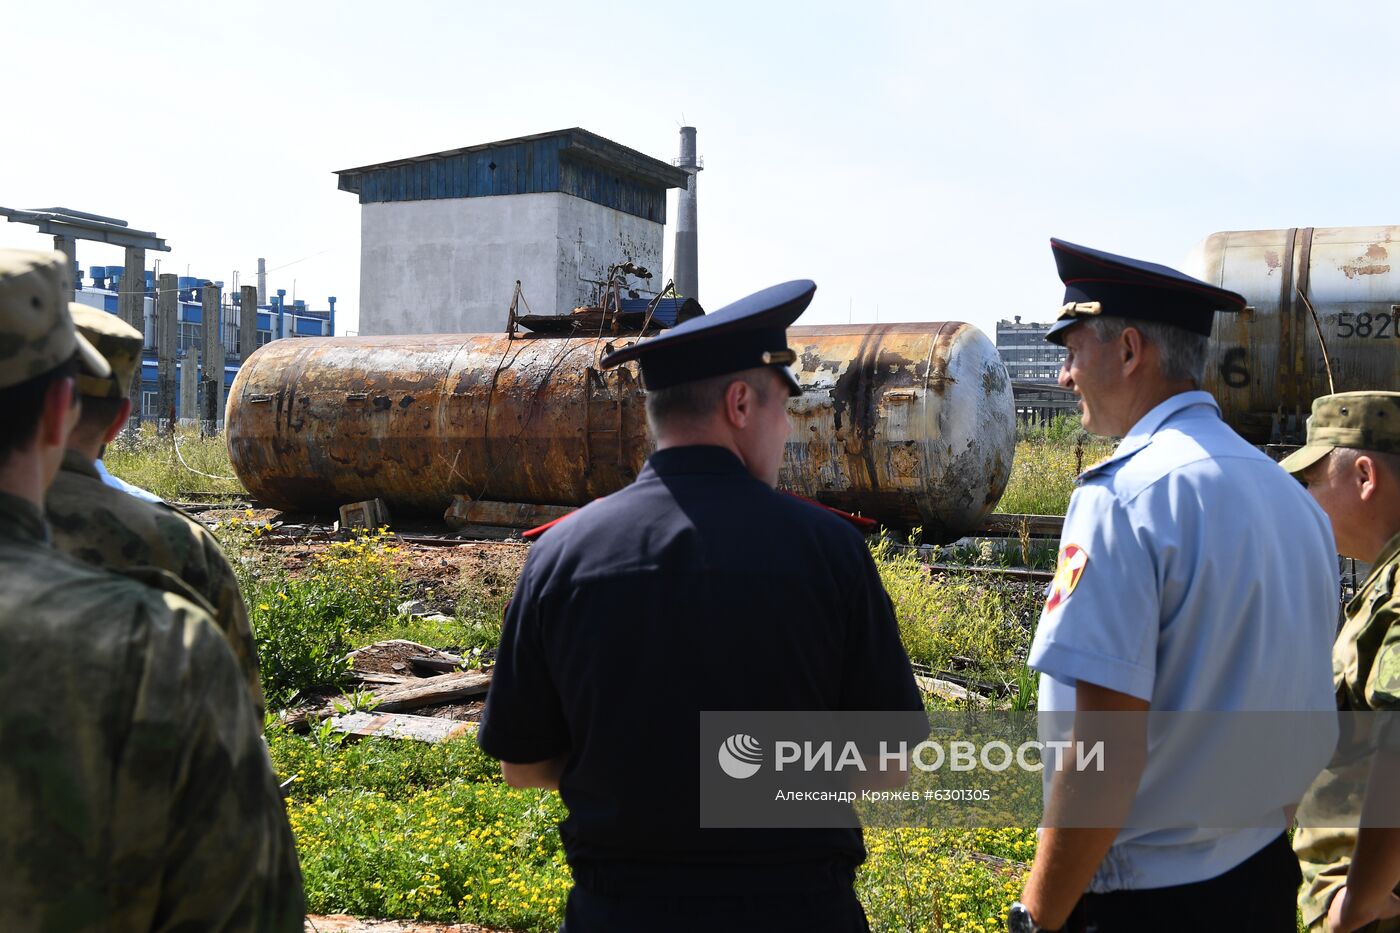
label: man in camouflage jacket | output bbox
[45,305,264,717]
[0,249,303,930]
[1285,392,1400,932]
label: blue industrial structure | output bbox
[335,128,680,224]
[616,296,703,328]
[74,267,337,421]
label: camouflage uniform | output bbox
[0,250,303,930]
[46,306,264,717]
[47,452,265,717]
[1292,532,1400,929]
[1283,392,1400,930]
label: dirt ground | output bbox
[195,506,529,605]
[264,534,528,606]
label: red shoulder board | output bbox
[781,492,878,534]
[521,493,877,541]
[521,510,579,541]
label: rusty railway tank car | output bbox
[225,322,1015,539]
[1186,226,1400,443]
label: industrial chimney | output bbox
[256,257,267,306]
[674,126,701,302]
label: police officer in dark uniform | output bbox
[477,280,926,932]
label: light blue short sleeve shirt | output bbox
[1028,391,1340,891]
[94,459,165,505]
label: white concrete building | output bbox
[336,129,689,336]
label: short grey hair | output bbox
[644,367,775,436]
[1331,445,1400,480]
[1085,316,1209,387]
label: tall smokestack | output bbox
[674,126,701,301]
[256,257,267,306]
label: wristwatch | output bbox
[1008,902,1061,933]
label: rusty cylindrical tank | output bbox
[1184,226,1400,443]
[225,323,1015,538]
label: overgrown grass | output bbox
[872,535,1043,685]
[269,718,1039,932]
[103,423,245,501]
[269,724,571,929]
[217,522,410,708]
[357,591,508,654]
[996,433,1115,516]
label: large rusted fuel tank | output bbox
[226,322,1014,538]
[1185,226,1400,443]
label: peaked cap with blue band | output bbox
[599,279,814,396]
[1045,238,1246,346]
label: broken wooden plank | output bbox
[915,674,985,704]
[371,670,491,712]
[349,672,419,687]
[408,653,465,674]
[283,670,492,731]
[331,711,478,744]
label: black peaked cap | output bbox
[1045,238,1246,345]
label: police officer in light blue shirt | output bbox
[1008,239,1340,933]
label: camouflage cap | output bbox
[71,305,142,399]
[1279,391,1400,475]
[0,249,109,390]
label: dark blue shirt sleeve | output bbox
[837,544,926,715]
[476,570,570,763]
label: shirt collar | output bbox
[1084,390,1221,477]
[0,490,50,546]
[1362,531,1400,593]
[60,449,101,480]
[644,445,751,478]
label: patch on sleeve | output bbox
[1371,640,1400,707]
[1044,543,1089,613]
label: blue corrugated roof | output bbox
[334,128,688,223]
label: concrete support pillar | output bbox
[179,350,198,429]
[119,246,146,421]
[200,282,223,434]
[156,274,178,434]
[53,234,76,269]
[239,285,258,363]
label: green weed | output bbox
[871,536,1040,683]
[103,423,245,501]
[217,523,408,708]
[996,435,1115,516]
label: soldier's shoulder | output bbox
[1379,546,1400,596]
[153,500,229,550]
[1,542,209,644]
[49,466,163,534]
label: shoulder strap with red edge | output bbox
[521,511,579,541]
[780,491,878,534]
[520,492,877,541]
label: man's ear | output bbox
[102,398,133,446]
[1356,454,1381,503]
[722,378,753,429]
[1119,326,1144,374]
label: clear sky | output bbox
[3,0,1396,338]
